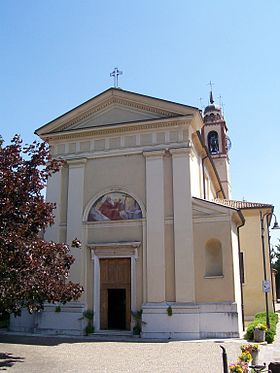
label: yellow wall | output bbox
[239,208,273,319]
[194,219,236,302]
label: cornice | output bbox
[43,118,192,142]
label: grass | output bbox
[245,312,279,343]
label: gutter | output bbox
[237,218,245,332]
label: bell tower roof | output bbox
[203,90,224,124]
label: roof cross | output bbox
[207,81,215,104]
[110,67,123,88]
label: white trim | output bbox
[90,243,140,332]
[85,219,144,228]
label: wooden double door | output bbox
[100,258,131,330]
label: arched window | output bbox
[88,192,142,221]
[207,131,219,154]
[205,239,223,277]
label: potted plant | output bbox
[253,323,267,342]
[83,310,94,335]
[131,309,146,336]
[240,344,259,365]
[229,362,249,373]
[239,351,252,364]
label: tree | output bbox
[0,135,83,316]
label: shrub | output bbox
[83,309,94,335]
[131,309,146,335]
[85,325,94,335]
[245,312,278,343]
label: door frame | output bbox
[89,242,140,332]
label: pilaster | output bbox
[66,158,87,286]
[143,150,165,302]
[44,169,62,242]
[170,147,195,302]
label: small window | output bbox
[207,131,219,154]
[205,239,223,277]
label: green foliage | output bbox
[238,351,252,363]
[133,324,141,335]
[131,309,146,335]
[83,309,94,335]
[55,306,61,313]
[85,324,94,335]
[255,323,267,331]
[0,135,83,315]
[167,305,173,316]
[245,312,278,343]
[83,310,94,320]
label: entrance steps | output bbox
[89,330,136,341]
[94,330,132,336]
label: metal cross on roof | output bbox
[207,81,215,104]
[110,67,123,88]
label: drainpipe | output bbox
[237,224,245,331]
[202,156,207,199]
[216,189,223,199]
[220,346,229,373]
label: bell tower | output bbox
[201,90,232,199]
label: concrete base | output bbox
[9,301,241,339]
[141,302,241,339]
[9,302,86,336]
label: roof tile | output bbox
[213,199,273,210]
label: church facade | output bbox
[10,88,275,338]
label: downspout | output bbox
[237,217,245,331]
[216,189,223,199]
[202,156,207,199]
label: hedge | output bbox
[245,312,279,343]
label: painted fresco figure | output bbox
[88,193,142,221]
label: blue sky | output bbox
[1,0,280,244]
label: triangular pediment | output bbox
[62,103,165,131]
[36,88,199,136]
[192,197,236,219]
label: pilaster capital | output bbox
[67,158,87,168]
[143,150,165,158]
[169,147,191,156]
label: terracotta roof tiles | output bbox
[213,199,273,210]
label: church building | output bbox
[10,87,275,338]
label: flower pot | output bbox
[254,328,266,342]
[251,350,259,365]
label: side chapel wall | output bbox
[193,219,236,303]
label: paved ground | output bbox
[0,307,279,372]
[0,335,244,373]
